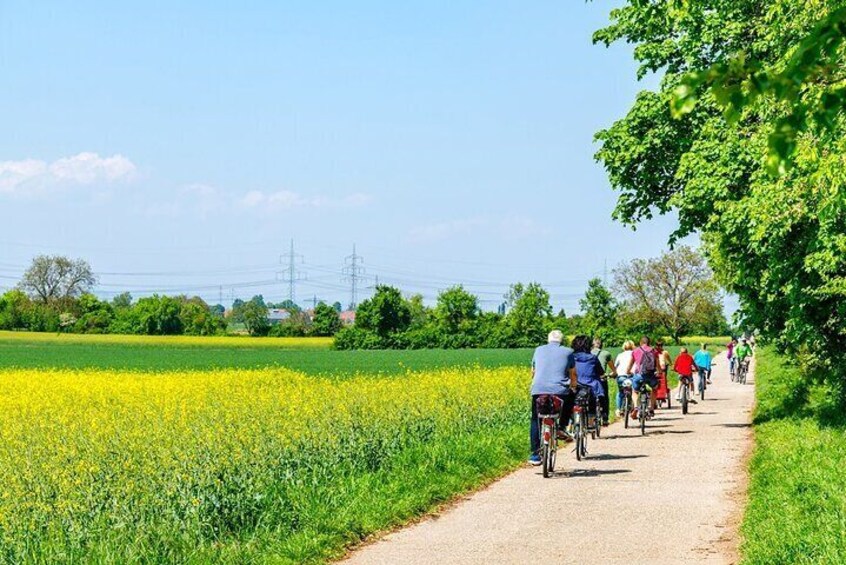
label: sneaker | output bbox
[615,410,622,418]
[602,420,610,427]
[631,408,639,419]
[529,454,542,466]
[689,399,698,404]
[557,430,574,443]
[707,380,712,384]
[676,396,681,402]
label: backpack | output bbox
[638,346,656,374]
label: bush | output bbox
[334,327,385,350]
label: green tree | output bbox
[355,285,412,337]
[311,302,342,336]
[578,278,619,343]
[594,2,846,370]
[134,295,184,335]
[434,286,478,334]
[241,301,270,337]
[504,282,552,347]
[111,292,133,310]
[613,247,724,344]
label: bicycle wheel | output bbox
[595,405,602,439]
[574,420,582,461]
[623,396,630,428]
[700,375,706,401]
[640,394,647,435]
[682,386,688,415]
[580,413,588,458]
[542,443,551,478]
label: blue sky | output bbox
[0,1,701,312]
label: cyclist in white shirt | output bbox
[613,340,635,417]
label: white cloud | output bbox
[0,152,136,195]
[238,190,372,211]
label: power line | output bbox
[342,244,365,309]
[278,239,306,304]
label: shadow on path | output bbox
[587,453,647,461]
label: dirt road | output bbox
[342,357,754,565]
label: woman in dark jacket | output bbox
[571,335,606,423]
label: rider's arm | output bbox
[606,358,617,377]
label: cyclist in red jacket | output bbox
[673,347,698,404]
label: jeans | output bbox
[530,391,575,455]
[729,356,735,374]
[616,375,633,410]
[698,368,709,389]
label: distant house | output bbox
[339,310,356,326]
[267,309,291,323]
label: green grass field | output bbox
[0,332,532,375]
[0,332,721,562]
[742,348,846,564]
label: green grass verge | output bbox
[0,336,533,375]
[741,347,846,564]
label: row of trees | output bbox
[1,248,729,343]
[593,2,846,386]
[336,246,729,349]
[0,255,344,337]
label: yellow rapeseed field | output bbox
[0,330,333,349]
[0,366,527,563]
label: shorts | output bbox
[632,373,658,392]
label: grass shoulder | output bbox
[742,347,846,564]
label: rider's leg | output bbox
[615,376,626,413]
[631,374,644,416]
[600,378,610,424]
[557,390,575,433]
[530,395,540,456]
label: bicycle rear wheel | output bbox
[542,443,551,478]
[682,386,688,415]
[640,396,647,435]
[700,376,706,401]
[623,396,630,428]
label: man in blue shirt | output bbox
[693,343,713,385]
[529,330,576,465]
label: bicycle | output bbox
[619,377,634,429]
[536,395,563,478]
[637,383,652,435]
[737,358,750,384]
[679,375,693,415]
[572,388,592,461]
[698,368,708,401]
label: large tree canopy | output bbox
[594,1,846,371]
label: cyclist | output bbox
[694,343,713,385]
[529,330,577,465]
[628,336,658,419]
[735,338,753,375]
[591,337,616,426]
[726,337,737,376]
[572,335,606,429]
[614,340,635,417]
[674,346,697,403]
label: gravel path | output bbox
[342,356,754,565]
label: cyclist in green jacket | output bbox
[736,339,753,362]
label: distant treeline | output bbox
[1,248,730,345]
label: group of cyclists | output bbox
[529,330,755,466]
